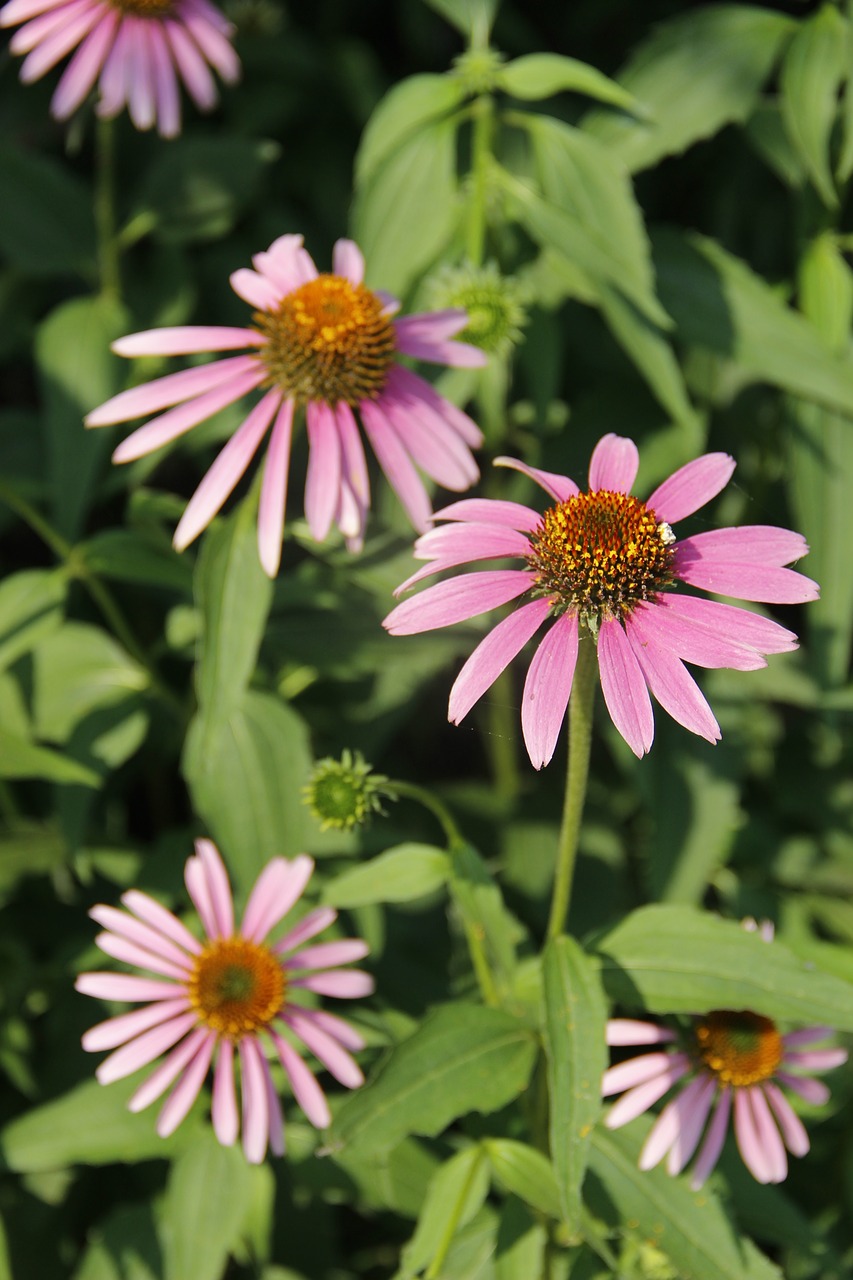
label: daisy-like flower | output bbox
[75,839,374,1163]
[603,1013,847,1188]
[86,235,487,575]
[0,0,239,137]
[383,433,818,766]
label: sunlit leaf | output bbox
[779,4,846,208]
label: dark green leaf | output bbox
[400,1145,490,1278]
[449,843,521,1000]
[136,138,277,244]
[498,54,639,112]
[324,845,450,908]
[0,144,96,276]
[779,4,846,208]
[79,530,193,593]
[0,569,66,673]
[356,74,466,186]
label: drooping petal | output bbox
[164,15,217,109]
[82,998,190,1053]
[665,1074,717,1175]
[284,1008,364,1087]
[776,1072,830,1105]
[746,1085,788,1183]
[640,1074,714,1172]
[690,1086,731,1189]
[112,327,262,357]
[50,6,117,118]
[494,456,579,502]
[762,1083,809,1157]
[112,367,265,463]
[647,453,736,524]
[147,18,181,137]
[289,1006,366,1052]
[597,618,654,757]
[360,399,433,532]
[625,614,720,744]
[75,972,181,1003]
[181,1,239,83]
[211,1038,238,1146]
[588,434,639,494]
[305,401,343,542]
[271,1030,331,1129]
[522,612,580,769]
[733,1088,776,1184]
[87,355,260,428]
[675,544,819,604]
[94,931,191,981]
[156,1033,215,1136]
[379,383,479,491]
[388,367,483,449]
[257,397,294,578]
[629,598,768,671]
[96,1011,197,1085]
[273,907,338,956]
[651,595,798,662]
[602,1052,677,1097]
[606,1019,677,1047]
[241,855,314,944]
[286,939,369,971]
[128,1026,210,1112]
[431,497,542,532]
[604,1056,689,1129]
[238,1037,270,1164]
[384,569,531,635]
[127,18,156,131]
[449,597,551,725]
[89,905,195,972]
[291,970,375,998]
[19,0,99,79]
[264,1057,286,1157]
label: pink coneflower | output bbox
[75,839,374,1163]
[0,0,239,137]
[603,1013,847,1188]
[383,433,818,766]
[86,235,486,575]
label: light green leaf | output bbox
[330,1003,537,1156]
[193,501,273,724]
[71,1205,160,1280]
[449,843,521,1000]
[654,228,853,415]
[592,904,853,1028]
[356,74,466,186]
[159,1130,259,1280]
[421,0,497,39]
[79,530,193,594]
[0,1076,198,1171]
[324,845,450,908]
[182,689,312,893]
[482,1140,561,1220]
[779,4,846,208]
[331,1136,440,1219]
[582,5,795,173]
[498,53,640,112]
[36,294,130,540]
[32,622,148,743]
[0,730,99,787]
[400,1146,490,1278]
[745,102,807,189]
[494,1199,546,1280]
[0,144,95,276]
[353,122,458,296]
[0,569,66,673]
[542,936,607,1231]
[588,1125,782,1280]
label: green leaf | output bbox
[592,904,853,1029]
[136,138,277,244]
[482,1140,561,1220]
[330,1003,537,1156]
[183,690,312,893]
[582,6,795,174]
[331,1136,439,1219]
[498,53,640,112]
[79,530,193,594]
[494,1199,546,1280]
[0,144,96,276]
[598,289,700,429]
[779,4,846,208]
[0,730,99,787]
[353,122,458,296]
[32,622,148,744]
[541,936,607,1231]
[449,842,521,1001]
[745,102,807,189]
[0,569,66,673]
[0,1076,198,1171]
[159,1131,259,1280]
[356,74,466,186]
[36,294,130,540]
[421,0,497,39]
[400,1146,490,1278]
[193,500,273,723]
[324,845,450,908]
[588,1125,782,1280]
[654,228,853,416]
[72,1205,160,1280]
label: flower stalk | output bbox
[547,634,596,939]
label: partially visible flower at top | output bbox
[603,1012,847,1189]
[75,839,374,1163]
[0,0,240,137]
[304,749,389,832]
[86,236,487,576]
[426,261,527,358]
[384,433,818,767]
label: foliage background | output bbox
[1,0,853,1277]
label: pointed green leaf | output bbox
[449,842,521,1000]
[400,1146,489,1278]
[592,904,853,1028]
[0,730,99,786]
[780,4,846,208]
[159,1131,259,1280]
[542,936,607,1231]
[421,0,497,39]
[498,54,640,112]
[330,1003,537,1156]
[356,74,466,186]
[324,845,450,908]
[32,622,148,743]
[483,1140,561,1220]
[0,569,66,673]
[494,1199,546,1280]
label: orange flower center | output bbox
[254,274,396,407]
[694,1011,784,1087]
[527,490,675,622]
[111,0,174,15]
[187,937,285,1037]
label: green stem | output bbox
[95,116,121,300]
[546,635,597,940]
[466,92,494,267]
[0,482,182,718]
[379,778,463,849]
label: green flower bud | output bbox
[303,750,388,832]
[427,261,527,358]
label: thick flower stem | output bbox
[546,636,597,940]
[95,117,121,301]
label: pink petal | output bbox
[257,397,294,578]
[291,970,375,998]
[147,19,181,137]
[94,931,190,981]
[432,497,542,532]
[229,267,282,312]
[776,1072,830,1105]
[747,1085,788,1183]
[241,855,314,945]
[652,594,798,662]
[251,234,305,294]
[49,6,117,117]
[305,401,343,542]
[680,526,811,568]
[784,1048,848,1071]
[448,597,551,725]
[87,354,258,427]
[597,618,654,757]
[263,1058,286,1157]
[96,1011,197,1084]
[284,1008,363,1087]
[389,367,483,449]
[127,17,156,131]
[494,456,579,503]
[184,856,217,940]
[164,15,216,109]
[360,399,433,533]
[521,612,580,769]
[19,1,99,79]
[94,13,130,116]
[112,327,261,357]
[289,1006,366,1052]
[75,972,181,1002]
[394,330,487,368]
[129,1026,210,1111]
[625,614,720,744]
[211,1039,238,1146]
[335,401,370,512]
[82,997,190,1052]
[90,905,195,972]
[384,569,531,635]
[112,368,265,464]
[733,1088,775,1183]
[606,1019,677,1047]
[782,1026,835,1048]
[602,1051,677,1098]
[11,0,91,56]
[394,310,469,343]
[647,453,736,524]
[675,543,819,604]
[156,1033,215,1136]
[238,1037,269,1163]
[173,387,281,551]
[194,838,234,938]
[287,939,368,971]
[604,1056,689,1129]
[763,1083,809,1157]
[397,523,530,593]
[379,381,479,491]
[690,1086,731,1189]
[273,907,338,956]
[271,1030,331,1129]
[1,0,71,25]
[665,1074,717,1175]
[630,598,767,671]
[332,238,365,284]
[588,434,639,494]
[180,3,239,83]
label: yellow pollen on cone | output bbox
[111,0,174,15]
[694,1011,784,1087]
[187,936,286,1038]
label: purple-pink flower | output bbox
[383,433,818,766]
[86,235,486,575]
[75,839,374,1163]
[0,0,239,137]
[603,1014,847,1188]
